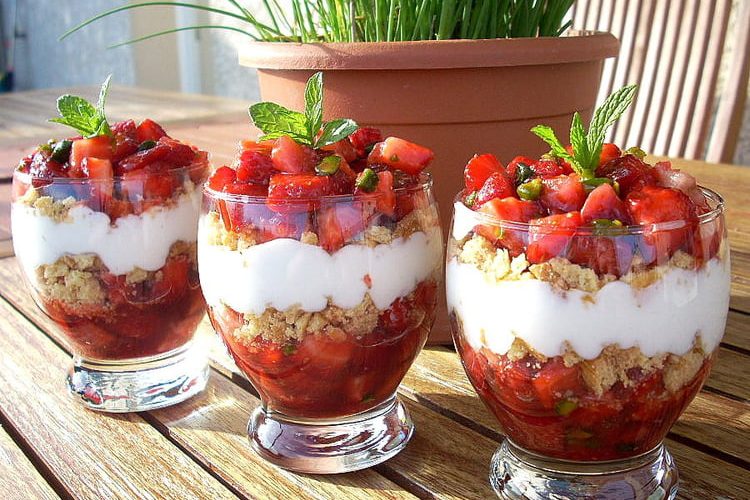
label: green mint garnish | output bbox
[531,84,637,180]
[517,178,542,200]
[315,155,341,176]
[355,168,379,192]
[249,72,358,148]
[49,74,113,138]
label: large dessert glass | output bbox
[199,173,442,473]
[447,188,729,498]
[12,161,210,412]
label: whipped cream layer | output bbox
[447,254,730,360]
[12,188,202,277]
[198,217,443,315]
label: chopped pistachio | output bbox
[355,168,379,193]
[315,155,342,176]
[517,178,542,200]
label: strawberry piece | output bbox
[527,212,583,263]
[569,235,634,277]
[348,127,383,157]
[112,119,137,140]
[83,157,114,208]
[240,139,275,155]
[208,166,236,191]
[144,171,176,200]
[235,150,275,185]
[368,137,434,175]
[71,136,113,167]
[596,154,658,196]
[84,157,113,180]
[598,143,621,166]
[117,137,195,173]
[626,186,697,259]
[271,136,317,174]
[464,153,503,191]
[476,197,542,256]
[135,119,168,143]
[652,161,709,208]
[329,157,357,194]
[475,171,516,207]
[267,173,333,213]
[532,359,582,409]
[318,202,373,252]
[223,183,268,196]
[539,174,587,214]
[320,139,358,163]
[375,170,396,216]
[580,183,631,224]
[506,155,536,183]
[532,157,573,178]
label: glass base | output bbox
[66,343,209,413]
[490,440,679,499]
[248,396,414,474]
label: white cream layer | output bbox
[198,218,443,315]
[446,255,730,360]
[11,188,202,277]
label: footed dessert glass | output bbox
[199,173,442,473]
[12,162,210,412]
[446,188,729,498]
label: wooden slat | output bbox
[0,425,60,499]
[708,348,750,401]
[0,296,236,500]
[0,260,413,499]
[724,311,750,351]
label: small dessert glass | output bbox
[446,188,729,498]
[11,162,210,412]
[199,173,443,473]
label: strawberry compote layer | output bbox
[447,150,729,461]
[11,119,210,360]
[200,131,443,418]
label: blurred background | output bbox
[1,0,748,164]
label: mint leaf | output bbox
[586,84,637,168]
[569,112,590,174]
[530,125,577,167]
[249,102,310,144]
[304,72,323,144]
[49,76,112,138]
[316,118,358,148]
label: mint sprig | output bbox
[249,72,358,148]
[531,84,637,180]
[49,75,113,138]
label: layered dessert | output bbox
[200,127,442,418]
[12,116,210,360]
[447,91,729,461]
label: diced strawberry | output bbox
[112,137,139,163]
[135,119,168,143]
[27,151,67,179]
[235,150,275,185]
[83,157,114,205]
[506,155,536,183]
[84,157,113,179]
[296,335,355,371]
[271,136,317,174]
[112,119,137,139]
[539,174,587,214]
[329,158,357,194]
[71,136,113,167]
[144,172,175,200]
[652,161,708,208]
[267,173,333,213]
[596,154,658,196]
[317,202,373,252]
[476,197,542,256]
[626,186,697,258]
[580,183,631,224]
[208,166,236,191]
[527,212,583,263]
[569,235,634,277]
[348,127,383,157]
[117,137,195,173]
[222,183,267,197]
[374,170,396,216]
[240,139,275,155]
[598,143,621,166]
[532,359,582,409]
[464,153,503,192]
[475,171,516,207]
[368,137,434,175]
[532,157,573,178]
[320,139,358,163]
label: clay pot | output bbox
[239,31,619,343]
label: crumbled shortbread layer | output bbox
[34,241,196,306]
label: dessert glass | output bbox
[11,161,210,412]
[446,188,729,498]
[199,173,442,473]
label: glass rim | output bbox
[452,185,725,235]
[12,159,210,185]
[203,171,434,204]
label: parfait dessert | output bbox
[11,78,210,412]
[199,73,442,473]
[446,86,729,498]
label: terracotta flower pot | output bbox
[238,31,619,343]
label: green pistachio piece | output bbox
[355,168,379,193]
[50,139,73,163]
[315,155,342,176]
[554,399,578,417]
[624,146,647,159]
[515,163,534,185]
[464,191,478,207]
[517,178,543,200]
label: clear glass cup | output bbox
[199,173,443,473]
[11,161,210,412]
[446,187,729,498]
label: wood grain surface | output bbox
[0,425,60,500]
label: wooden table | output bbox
[0,87,748,499]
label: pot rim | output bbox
[239,30,619,71]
